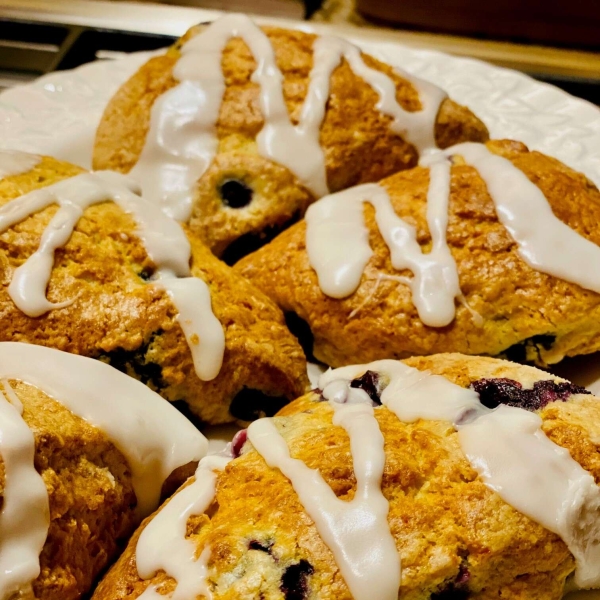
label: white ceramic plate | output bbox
[0,32,599,599]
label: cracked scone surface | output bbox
[235,139,600,368]
[0,156,308,424]
[92,353,600,599]
[1,380,137,600]
[92,24,488,259]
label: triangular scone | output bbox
[93,15,488,262]
[235,139,600,368]
[0,152,307,424]
[0,343,206,599]
[92,353,600,600]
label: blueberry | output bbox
[281,560,314,600]
[231,429,247,458]
[248,539,273,553]
[350,370,382,405]
[219,179,253,209]
[431,564,470,599]
[471,377,589,412]
[502,334,556,364]
[99,331,164,389]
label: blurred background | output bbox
[0,0,598,103]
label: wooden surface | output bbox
[354,0,600,49]
[3,0,600,81]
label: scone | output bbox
[0,150,308,425]
[235,139,600,368]
[92,13,488,262]
[92,353,600,599]
[0,341,207,600]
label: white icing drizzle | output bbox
[132,14,446,221]
[248,408,399,600]
[0,385,49,600]
[0,341,208,600]
[305,162,461,326]
[156,276,224,382]
[0,150,41,179]
[308,140,600,327]
[0,169,225,381]
[319,361,600,588]
[311,36,446,154]
[446,142,600,295]
[459,405,600,589]
[0,342,208,516]
[136,454,230,600]
[1,379,23,412]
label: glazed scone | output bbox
[92,14,488,262]
[92,353,600,599]
[235,139,600,368]
[0,342,207,600]
[0,151,308,424]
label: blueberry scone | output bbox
[0,150,307,424]
[92,353,600,599]
[235,139,600,368]
[92,14,488,262]
[0,342,207,600]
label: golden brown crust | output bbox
[0,380,136,600]
[0,157,308,424]
[92,353,599,599]
[93,25,488,258]
[235,139,600,367]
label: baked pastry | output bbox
[92,352,600,599]
[92,14,489,262]
[0,341,207,600]
[0,150,307,425]
[235,139,600,368]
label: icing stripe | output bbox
[132,14,446,221]
[248,409,399,600]
[0,169,225,382]
[447,142,600,295]
[459,405,600,589]
[157,277,225,382]
[136,455,230,600]
[0,150,40,179]
[305,168,461,326]
[307,142,600,328]
[0,342,208,599]
[0,384,49,600]
[0,342,208,517]
[319,361,600,588]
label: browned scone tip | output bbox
[93,22,488,260]
[92,353,600,599]
[234,139,600,368]
[2,379,137,600]
[0,155,308,425]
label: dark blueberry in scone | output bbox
[431,563,471,599]
[219,179,254,209]
[350,369,383,405]
[231,429,248,458]
[471,377,589,412]
[280,560,314,600]
[248,539,274,553]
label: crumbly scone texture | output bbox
[92,24,489,259]
[0,380,137,600]
[0,157,308,424]
[235,139,600,367]
[91,353,599,599]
